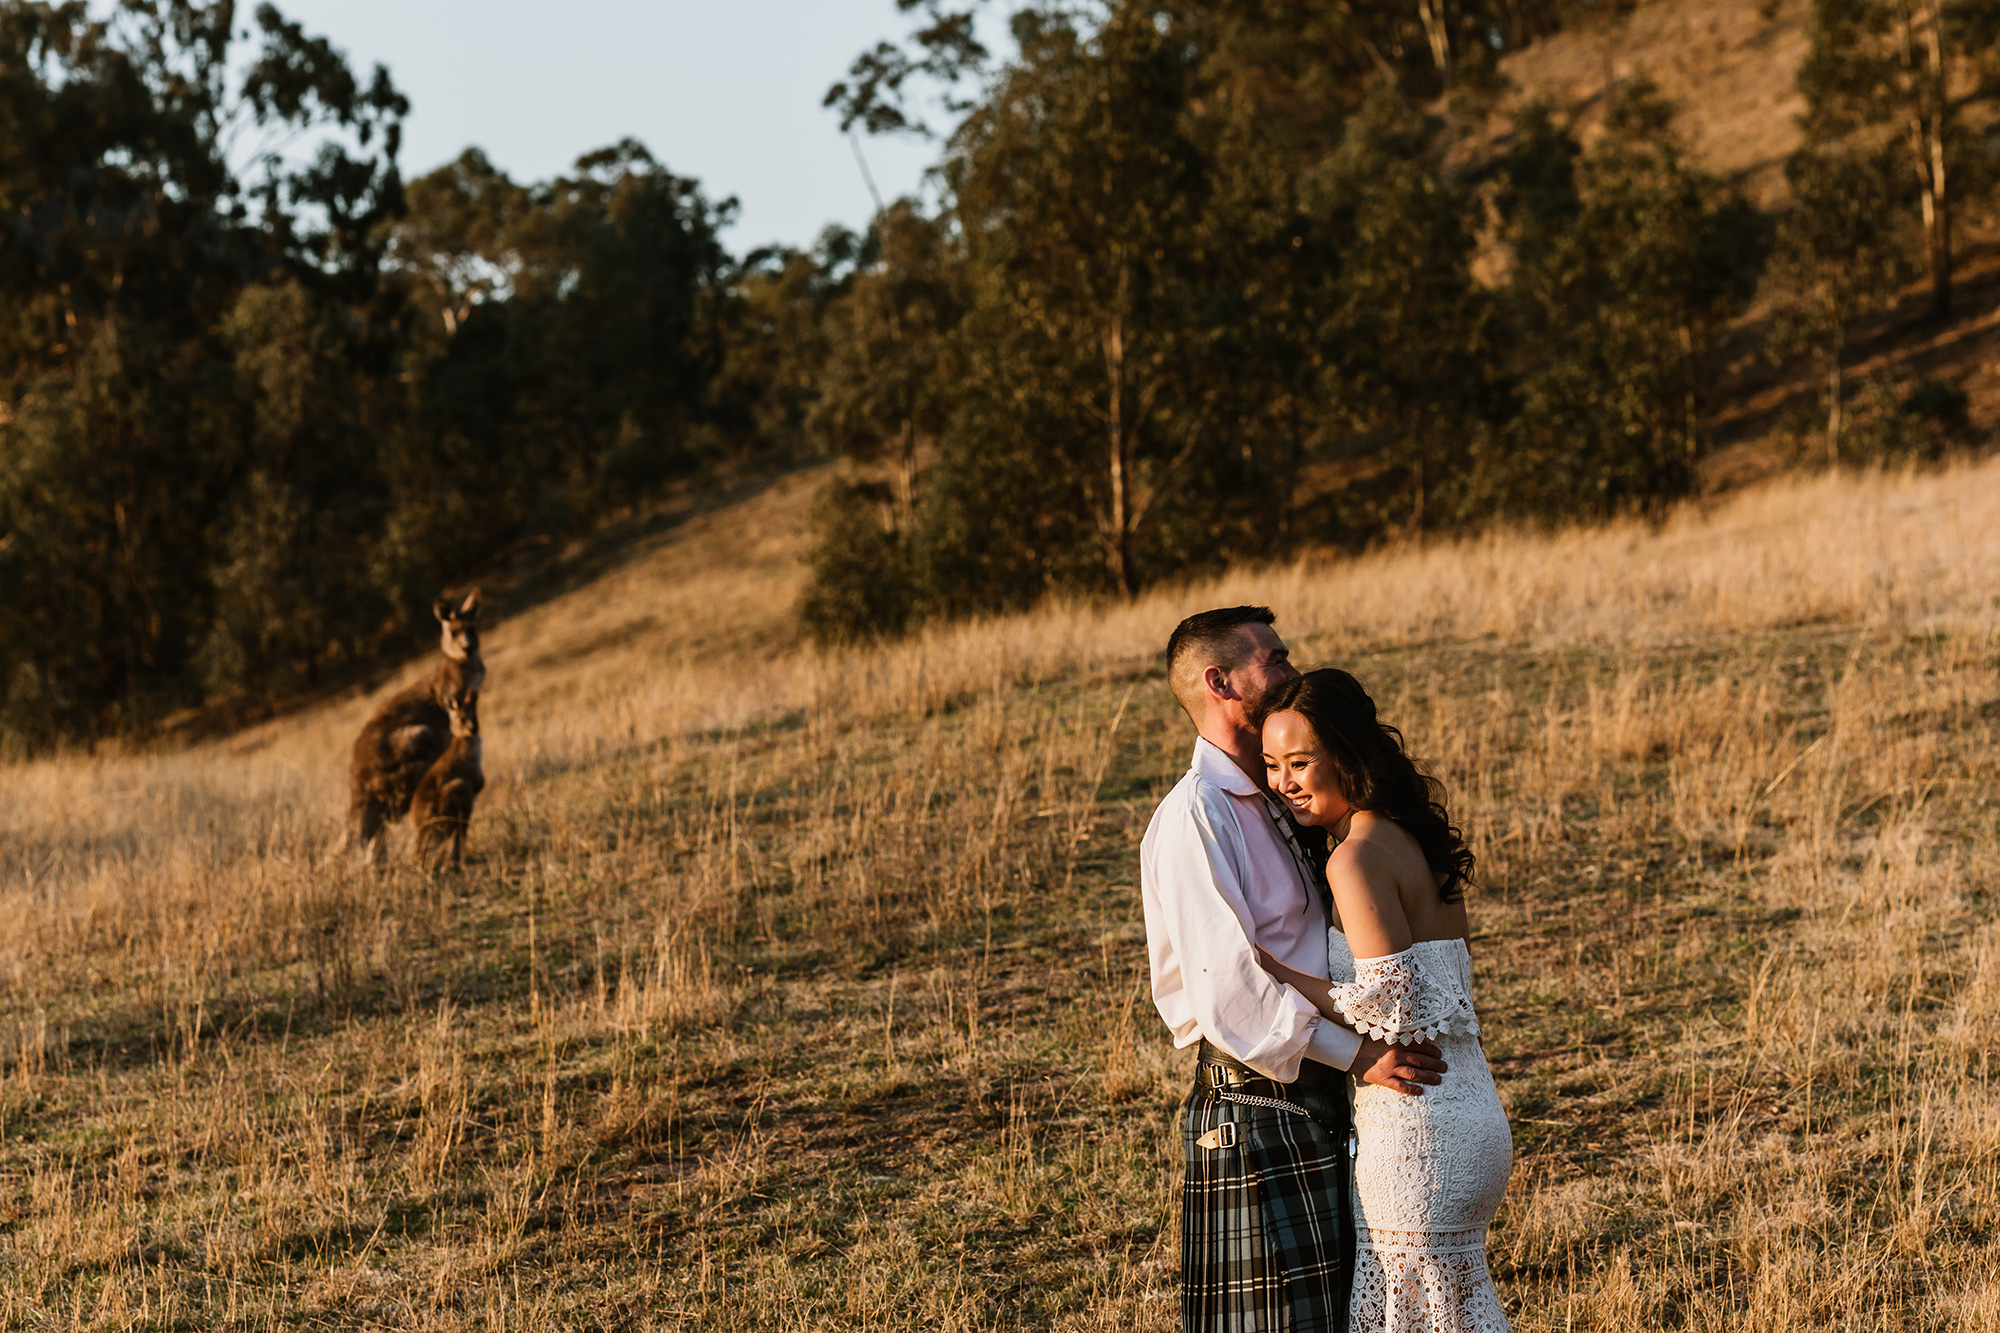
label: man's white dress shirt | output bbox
[1141,737,1364,1081]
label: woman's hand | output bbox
[1255,945,1320,992]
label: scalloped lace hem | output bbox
[1353,1229,1510,1333]
[1331,1001,1480,1045]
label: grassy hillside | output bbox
[1473,0,2000,472]
[1468,0,1809,206]
[2,456,1998,1329]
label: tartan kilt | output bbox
[1181,1071,1353,1333]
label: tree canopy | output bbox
[0,2,748,742]
[0,0,1972,733]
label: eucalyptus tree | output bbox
[392,148,529,342]
[0,0,407,734]
[391,140,737,569]
[1498,83,1767,515]
[714,226,863,464]
[1194,0,1551,100]
[0,2,751,737]
[810,203,962,521]
[795,206,960,643]
[940,5,1230,599]
[1798,0,2000,318]
[1306,88,1495,533]
[1766,144,1915,462]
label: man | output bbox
[1140,606,1447,1333]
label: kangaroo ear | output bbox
[433,597,456,624]
[459,588,482,619]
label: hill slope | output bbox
[1470,0,1808,206]
[1465,0,2000,477]
[4,456,2000,1328]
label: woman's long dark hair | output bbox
[1257,668,1475,903]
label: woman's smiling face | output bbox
[1262,708,1353,829]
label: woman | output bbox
[1255,668,1513,1333]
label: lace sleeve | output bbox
[1329,949,1477,1045]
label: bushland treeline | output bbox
[798,0,1995,641]
[0,0,1988,742]
[2,1,748,742]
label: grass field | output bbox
[3,456,1999,1330]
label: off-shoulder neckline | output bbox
[1331,934,1470,965]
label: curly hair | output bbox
[1255,668,1475,904]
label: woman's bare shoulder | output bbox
[1326,827,1404,890]
[1345,814,1426,859]
[1326,825,1418,954]
[1334,819,1432,891]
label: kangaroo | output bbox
[411,690,484,869]
[348,589,485,862]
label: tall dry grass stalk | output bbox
[0,457,1996,1328]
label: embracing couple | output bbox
[1140,607,1512,1333]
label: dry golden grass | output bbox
[1460,0,1809,208]
[3,454,1999,1328]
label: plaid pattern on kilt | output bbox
[1182,1056,1353,1333]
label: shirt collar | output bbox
[1191,736,1261,797]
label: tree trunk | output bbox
[1416,0,1453,88]
[1826,353,1844,466]
[1679,322,1700,488]
[896,416,917,526]
[1278,397,1305,546]
[1925,115,1951,317]
[1912,112,1952,317]
[1105,308,1134,598]
[1915,3,1952,318]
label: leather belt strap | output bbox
[1196,1038,1342,1094]
[1203,1061,1257,1089]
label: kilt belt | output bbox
[1182,1039,1354,1333]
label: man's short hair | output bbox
[1166,606,1276,718]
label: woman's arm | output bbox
[1331,840,1415,959]
[1253,946,1340,1021]
[1254,943,1450,1094]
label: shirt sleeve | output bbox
[1144,783,1325,1081]
[1305,1016,1363,1071]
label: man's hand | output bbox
[1354,1037,1446,1096]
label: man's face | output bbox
[1225,624,1299,713]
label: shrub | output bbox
[797,479,916,646]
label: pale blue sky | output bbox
[273,0,980,251]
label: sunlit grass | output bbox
[2,457,1998,1328]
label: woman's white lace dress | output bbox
[1328,931,1513,1332]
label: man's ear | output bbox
[1202,663,1236,702]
